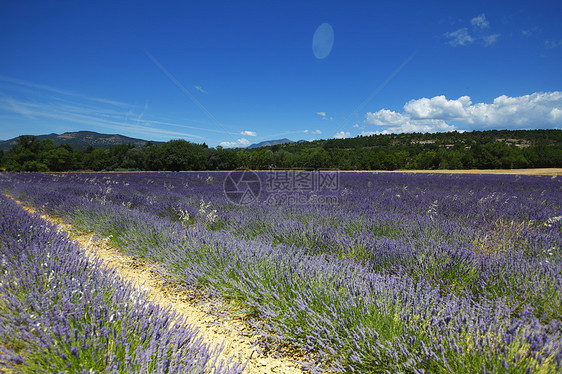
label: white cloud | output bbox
[360,130,378,136]
[550,108,562,122]
[462,92,562,127]
[0,95,206,140]
[0,75,128,107]
[471,14,489,28]
[366,109,408,126]
[316,111,333,120]
[404,95,472,120]
[483,34,500,46]
[194,85,208,94]
[365,110,456,134]
[446,15,500,47]
[545,39,562,49]
[445,28,473,46]
[365,91,562,133]
[333,131,351,139]
[304,129,322,135]
[0,76,222,142]
[219,138,251,148]
[240,130,257,137]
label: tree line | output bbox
[1,129,561,172]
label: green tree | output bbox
[43,145,77,171]
[107,144,135,170]
[300,147,330,168]
[414,151,439,170]
[158,140,207,171]
[3,136,43,171]
[473,144,501,169]
[122,147,146,170]
[438,150,463,170]
[144,145,165,171]
[22,160,49,172]
[81,148,110,171]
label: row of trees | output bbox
[1,137,77,172]
[233,142,560,170]
[1,130,561,172]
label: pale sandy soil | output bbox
[184,168,561,175]
[68,168,561,175]
[9,198,309,374]
[344,168,561,175]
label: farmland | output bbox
[1,171,561,373]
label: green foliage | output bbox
[1,129,560,171]
[22,160,49,172]
[43,145,77,171]
[81,148,110,171]
[143,139,208,171]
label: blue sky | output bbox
[1,0,561,147]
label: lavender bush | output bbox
[0,193,244,373]
[1,171,561,373]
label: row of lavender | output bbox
[0,193,244,373]
[5,171,561,319]
[1,171,561,372]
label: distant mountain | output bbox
[247,138,294,149]
[0,131,163,152]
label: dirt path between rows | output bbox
[11,198,309,374]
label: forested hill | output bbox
[0,131,162,152]
[1,129,560,172]
[302,129,560,150]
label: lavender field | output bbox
[1,171,561,373]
